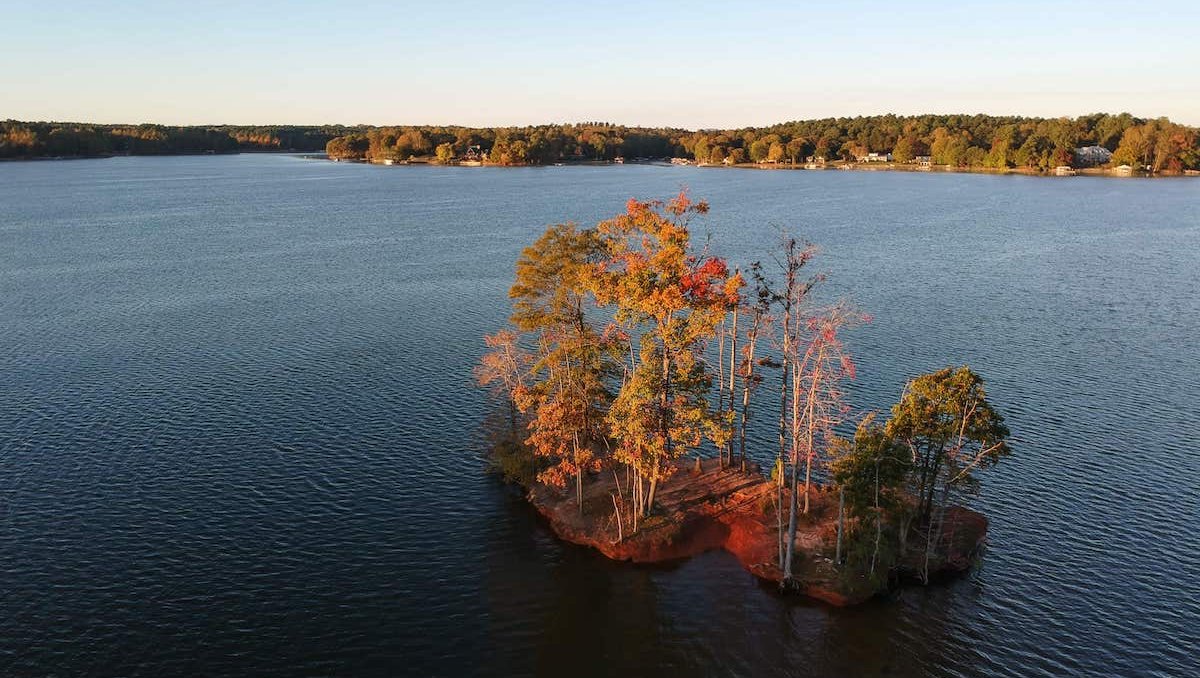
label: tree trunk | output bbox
[726,307,738,467]
[645,467,659,518]
[922,483,951,584]
[776,457,785,570]
[739,326,757,469]
[803,452,813,514]
[871,459,881,576]
[836,487,844,565]
[612,494,623,543]
[802,359,821,515]
[573,433,583,516]
[784,351,803,581]
[507,398,518,440]
[659,333,673,457]
[634,469,641,532]
[716,319,725,466]
[922,455,943,522]
[783,455,801,581]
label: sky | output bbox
[2,0,1198,128]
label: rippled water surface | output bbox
[1,156,1198,677]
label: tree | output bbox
[749,139,770,163]
[769,237,819,571]
[509,223,617,514]
[591,192,740,516]
[735,262,771,470]
[782,303,865,582]
[1014,134,1053,170]
[476,330,539,484]
[984,126,1018,169]
[1112,124,1152,168]
[767,142,785,163]
[886,366,1010,581]
[831,414,911,578]
[435,142,455,163]
[475,329,530,440]
[326,134,369,160]
[785,137,811,164]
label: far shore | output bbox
[6,151,1194,178]
[326,155,1198,178]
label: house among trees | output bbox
[1074,145,1113,167]
[914,155,932,168]
[859,152,893,163]
[1054,165,1076,176]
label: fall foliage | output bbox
[7,113,1197,172]
[479,194,1012,593]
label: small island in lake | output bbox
[478,193,1011,605]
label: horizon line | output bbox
[7,109,1196,131]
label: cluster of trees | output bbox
[682,113,1199,171]
[0,120,351,158]
[8,114,1198,171]
[478,193,1011,587]
[323,113,1200,172]
[325,123,685,164]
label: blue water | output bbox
[1,155,1197,677]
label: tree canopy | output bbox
[6,113,1197,171]
[479,195,1014,589]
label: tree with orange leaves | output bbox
[591,192,742,517]
[509,223,618,514]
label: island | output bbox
[478,192,1011,605]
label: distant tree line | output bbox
[6,113,1198,172]
[324,113,1199,172]
[0,121,355,158]
[682,113,1200,171]
[693,113,1199,171]
[325,123,685,164]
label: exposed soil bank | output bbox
[528,458,986,606]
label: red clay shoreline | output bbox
[526,457,987,606]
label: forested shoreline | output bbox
[5,113,1199,173]
[0,121,351,158]
[326,113,1199,173]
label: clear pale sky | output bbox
[3,0,1198,128]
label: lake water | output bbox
[1,155,1197,677]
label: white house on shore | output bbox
[859,152,892,163]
